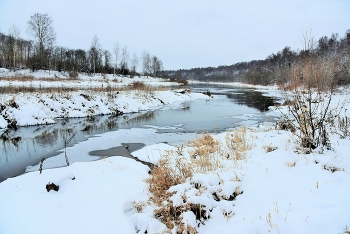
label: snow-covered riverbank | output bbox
[0,68,178,88]
[0,68,210,129]
[0,88,210,129]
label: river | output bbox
[0,84,280,182]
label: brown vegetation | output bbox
[141,131,248,232]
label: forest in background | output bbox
[0,13,164,77]
[164,29,350,86]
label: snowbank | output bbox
[0,69,212,129]
[0,68,179,88]
[0,156,150,234]
[0,89,209,129]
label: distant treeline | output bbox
[0,13,163,77]
[163,61,255,82]
[165,29,350,86]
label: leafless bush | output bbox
[278,87,339,150]
[335,116,350,139]
[277,55,345,150]
[275,31,346,151]
[69,71,79,79]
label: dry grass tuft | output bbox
[146,150,199,232]
[323,165,344,173]
[263,145,278,153]
[178,220,197,234]
[286,161,297,167]
[147,151,193,206]
[0,75,81,82]
[225,127,250,160]
[131,81,147,90]
[156,86,170,91]
[188,133,219,156]
[154,201,208,232]
[187,133,222,172]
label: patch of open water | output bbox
[0,84,280,182]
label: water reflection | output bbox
[225,90,275,112]
[0,112,161,182]
[34,129,59,147]
[189,84,278,112]
[121,111,157,126]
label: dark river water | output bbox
[0,84,280,182]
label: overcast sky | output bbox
[0,0,349,70]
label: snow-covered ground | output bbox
[188,79,280,90]
[0,68,178,88]
[0,69,349,233]
[0,68,208,129]
[0,120,349,233]
[127,125,350,233]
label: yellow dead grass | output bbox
[143,129,253,232]
[225,127,250,160]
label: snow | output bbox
[0,68,179,88]
[0,115,7,128]
[132,143,178,164]
[0,156,150,234]
[1,90,206,128]
[0,70,349,233]
[2,124,348,233]
[0,69,210,129]
[128,126,350,233]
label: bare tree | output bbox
[151,55,163,77]
[103,49,112,73]
[120,45,129,75]
[142,51,151,77]
[130,52,139,77]
[89,35,101,74]
[8,25,20,70]
[113,42,120,75]
[27,13,56,68]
